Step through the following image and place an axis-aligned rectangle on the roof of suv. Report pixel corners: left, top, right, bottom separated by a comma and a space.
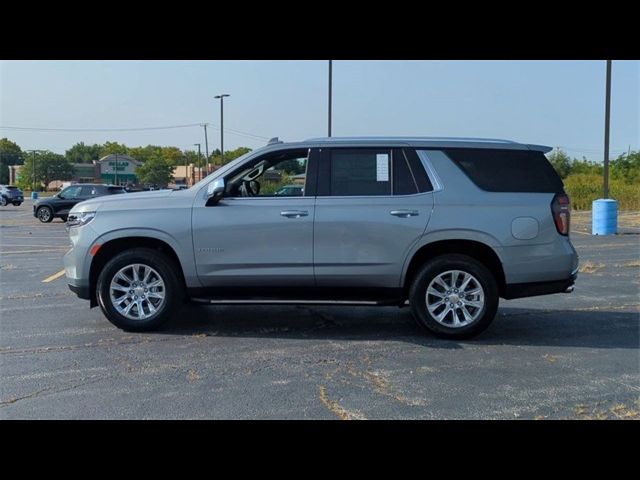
301, 136, 552, 153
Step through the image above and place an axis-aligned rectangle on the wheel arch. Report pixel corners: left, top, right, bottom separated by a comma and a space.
88, 234, 187, 307
402, 235, 506, 298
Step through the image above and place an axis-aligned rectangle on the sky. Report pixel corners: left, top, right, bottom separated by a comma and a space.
0, 60, 638, 161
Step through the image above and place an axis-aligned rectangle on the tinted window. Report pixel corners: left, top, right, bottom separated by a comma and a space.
393, 149, 418, 195
61, 186, 82, 199
107, 187, 126, 195
80, 186, 99, 197
444, 148, 564, 193
330, 149, 391, 196
404, 148, 433, 193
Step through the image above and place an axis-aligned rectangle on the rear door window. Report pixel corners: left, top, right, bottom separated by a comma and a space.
444, 148, 564, 193
328, 148, 392, 196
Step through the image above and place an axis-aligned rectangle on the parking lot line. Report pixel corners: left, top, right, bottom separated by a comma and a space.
42, 269, 66, 283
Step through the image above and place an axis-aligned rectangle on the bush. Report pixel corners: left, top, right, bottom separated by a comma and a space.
564, 173, 640, 211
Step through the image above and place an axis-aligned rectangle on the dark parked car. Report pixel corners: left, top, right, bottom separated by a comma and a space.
0, 185, 24, 206
33, 184, 126, 223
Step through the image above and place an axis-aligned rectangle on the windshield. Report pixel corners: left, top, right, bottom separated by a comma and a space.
190, 146, 270, 191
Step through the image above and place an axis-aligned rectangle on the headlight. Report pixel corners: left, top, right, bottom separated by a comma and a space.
67, 211, 96, 227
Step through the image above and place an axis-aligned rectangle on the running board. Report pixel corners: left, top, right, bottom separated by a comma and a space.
190, 298, 403, 306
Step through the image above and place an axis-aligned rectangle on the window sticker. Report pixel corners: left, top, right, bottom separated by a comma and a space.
376, 154, 389, 182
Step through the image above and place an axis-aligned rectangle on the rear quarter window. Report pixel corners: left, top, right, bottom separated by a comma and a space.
444, 148, 564, 193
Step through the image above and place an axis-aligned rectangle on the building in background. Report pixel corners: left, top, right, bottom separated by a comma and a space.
7, 154, 141, 188
171, 164, 219, 187
98, 154, 140, 185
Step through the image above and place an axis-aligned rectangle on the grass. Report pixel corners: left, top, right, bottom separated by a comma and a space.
564, 174, 640, 210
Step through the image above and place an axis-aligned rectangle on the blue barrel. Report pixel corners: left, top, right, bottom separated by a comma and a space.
31, 191, 39, 200
592, 199, 618, 235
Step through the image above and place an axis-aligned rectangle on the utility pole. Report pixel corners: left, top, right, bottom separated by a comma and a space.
25, 149, 44, 191
194, 143, 201, 182
202, 124, 210, 174
603, 60, 612, 199
214, 94, 230, 165
328, 60, 333, 137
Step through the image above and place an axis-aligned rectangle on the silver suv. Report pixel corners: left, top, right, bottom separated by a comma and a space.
64, 137, 579, 338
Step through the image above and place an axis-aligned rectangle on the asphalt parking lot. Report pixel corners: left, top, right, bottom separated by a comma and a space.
1, 200, 638, 419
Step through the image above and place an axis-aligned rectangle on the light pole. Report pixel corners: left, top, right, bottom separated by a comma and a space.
202, 124, 210, 174
214, 94, 230, 164
603, 60, 612, 199
194, 143, 201, 182
328, 60, 333, 137
25, 149, 45, 191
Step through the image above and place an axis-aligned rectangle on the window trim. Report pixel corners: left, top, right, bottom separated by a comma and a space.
222, 147, 316, 200
415, 150, 444, 192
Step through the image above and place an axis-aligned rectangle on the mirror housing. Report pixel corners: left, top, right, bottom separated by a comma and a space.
206, 178, 225, 206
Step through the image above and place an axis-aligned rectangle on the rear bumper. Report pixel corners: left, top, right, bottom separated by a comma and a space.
503, 271, 577, 300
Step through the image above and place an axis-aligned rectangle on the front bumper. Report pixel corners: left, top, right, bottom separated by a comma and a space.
68, 282, 91, 300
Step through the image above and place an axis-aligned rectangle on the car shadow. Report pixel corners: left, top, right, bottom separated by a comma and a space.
160, 304, 640, 350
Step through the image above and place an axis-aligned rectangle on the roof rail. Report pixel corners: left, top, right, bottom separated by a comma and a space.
304, 136, 518, 144
267, 137, 282, 145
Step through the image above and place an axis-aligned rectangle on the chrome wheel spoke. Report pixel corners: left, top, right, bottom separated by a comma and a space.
427, 287, 445, 298
464, 300, 483, 308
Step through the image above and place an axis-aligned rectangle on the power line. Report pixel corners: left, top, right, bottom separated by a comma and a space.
0, 123, 203, 132
0, 123, 271, 141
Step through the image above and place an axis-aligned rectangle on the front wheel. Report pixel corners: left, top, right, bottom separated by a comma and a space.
96, 248, 182, 331
409, 254, 499, 339
36, 206, 53, 223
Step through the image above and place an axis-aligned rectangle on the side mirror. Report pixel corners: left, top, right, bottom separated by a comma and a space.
206, 178, 225, 206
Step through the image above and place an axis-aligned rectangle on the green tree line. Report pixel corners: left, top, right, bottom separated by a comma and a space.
1, 137, 251, 190
547, 148, 640, 210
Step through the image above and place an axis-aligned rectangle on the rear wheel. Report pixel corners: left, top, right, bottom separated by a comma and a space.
13, 202, 22, 206
60, 215, 68, 222
409, 254, 499, 339
36, 206, 53, 223
96, 248, 182, 331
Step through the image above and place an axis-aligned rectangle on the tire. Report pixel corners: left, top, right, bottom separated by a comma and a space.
96, 248, 182, 332
13, 202, 22, 206
0, 196, 6, 207
409, 254, 499, 339
60, 215, 68, 222
36, 206, 53, 223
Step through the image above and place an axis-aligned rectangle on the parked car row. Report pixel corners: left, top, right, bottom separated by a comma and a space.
0, 185, 24, 206
33, 184, 127, 223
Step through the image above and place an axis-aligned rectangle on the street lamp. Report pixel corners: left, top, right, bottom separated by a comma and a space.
194, 143, 202, 182
328, 60, 333, 137
214, 94, 230, 164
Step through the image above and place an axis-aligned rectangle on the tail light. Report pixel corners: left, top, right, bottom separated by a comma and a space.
551, 193, 571, 236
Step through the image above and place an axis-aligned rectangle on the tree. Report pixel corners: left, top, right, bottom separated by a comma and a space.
611, 150, 640, 183
100, 141, 129, 157
136, 156, 174, 187
16, 151, 74, 191
0, 138, 24, 184
210, 147, 252, 166
547, 148, 572, 179
65, 142, 102, 163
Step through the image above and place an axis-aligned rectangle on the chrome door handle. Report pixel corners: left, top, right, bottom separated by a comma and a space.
280, 210, 309, 218
390, 210, 420, 218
